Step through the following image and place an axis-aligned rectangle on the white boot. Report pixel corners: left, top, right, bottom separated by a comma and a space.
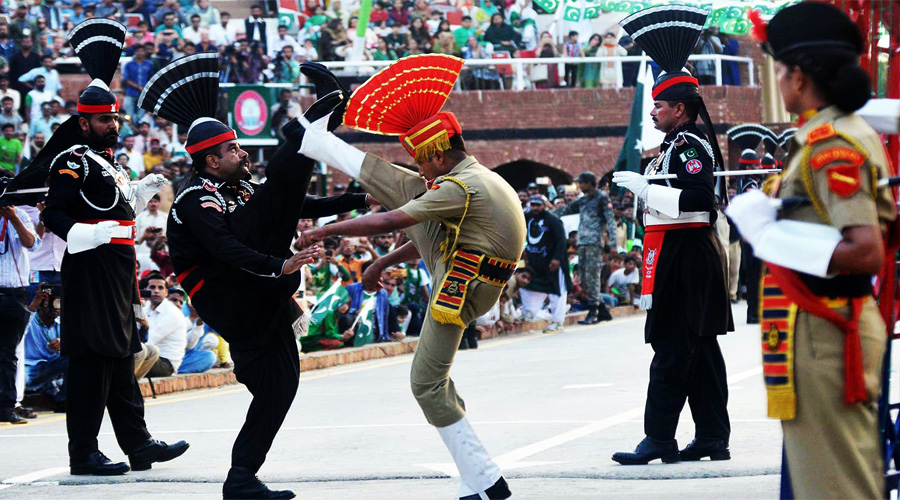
436, 417, 502, 498
298, 112, 365, 179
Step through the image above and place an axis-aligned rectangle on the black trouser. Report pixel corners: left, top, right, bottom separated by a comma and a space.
66, 351, 151, 461
0, 292, 30, 411
406, 302, 424, 336
741, 240, 761, 321
230, 130, 315, 256
644, 335, 730, 442
564, 63, 578, 87
229, 326, 300, 473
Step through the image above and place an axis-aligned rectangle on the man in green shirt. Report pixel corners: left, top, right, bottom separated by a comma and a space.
453, 16, 479, 49
0, 123, 22, 173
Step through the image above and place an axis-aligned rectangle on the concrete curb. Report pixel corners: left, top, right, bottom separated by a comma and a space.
139, 306, 644, 399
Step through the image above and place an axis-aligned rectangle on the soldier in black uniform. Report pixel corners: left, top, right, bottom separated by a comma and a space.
40, 19, 189, 476
612, 5, 733, 465
138, 54, 361, 500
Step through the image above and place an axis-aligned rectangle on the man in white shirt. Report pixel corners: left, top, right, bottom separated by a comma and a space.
268, 24, 298, 58
25, 76, 58, 124
143, 273, 186, 377
208, 11, 236, 47
0, 204, 40, 424
135, 195, 168, 273
115, 135, 145, 178
18, 56, 62, 96
183, 14, 203, 44
608, 255, 641, 305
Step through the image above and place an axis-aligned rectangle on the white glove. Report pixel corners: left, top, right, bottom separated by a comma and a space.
725, 190, 776, 246
612, 171, 649, 201
67, 220, 119, 254
134, 174, 167, 213
299, 112, 365, 179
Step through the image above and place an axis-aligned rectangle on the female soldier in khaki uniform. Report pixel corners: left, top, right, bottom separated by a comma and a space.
728, 4, 896, 498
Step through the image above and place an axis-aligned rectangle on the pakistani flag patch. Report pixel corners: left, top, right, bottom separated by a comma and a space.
679, 148, 698, 163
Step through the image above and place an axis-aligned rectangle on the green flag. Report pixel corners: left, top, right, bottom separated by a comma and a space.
352, 294, 377, 347
308, 281, 349, 334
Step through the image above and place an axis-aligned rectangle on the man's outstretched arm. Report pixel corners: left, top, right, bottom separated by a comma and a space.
360, 241, 421, 292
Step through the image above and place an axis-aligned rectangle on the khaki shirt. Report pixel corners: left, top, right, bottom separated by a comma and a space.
777, 105, 896, 229
397, 156, 526, 262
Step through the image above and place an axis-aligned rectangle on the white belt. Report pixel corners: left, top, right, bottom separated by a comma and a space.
644, 210, 710, 227
109, 225, 137, 239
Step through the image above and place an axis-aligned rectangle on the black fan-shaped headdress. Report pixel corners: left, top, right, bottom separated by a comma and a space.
778, 128, 797, 150
69, 18, 127, 87
138, 52, 235, 158
761, 129, 778, 167
620, 5, 708, 101
726, 124, 767, 166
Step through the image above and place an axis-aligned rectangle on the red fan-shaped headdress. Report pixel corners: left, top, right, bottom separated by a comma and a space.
342, 54, 465, 163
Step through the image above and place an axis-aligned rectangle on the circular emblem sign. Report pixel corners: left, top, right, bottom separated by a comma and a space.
234, 90, 268, 136
685, 159, 702, 174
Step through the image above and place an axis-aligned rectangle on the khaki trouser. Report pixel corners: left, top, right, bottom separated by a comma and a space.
133, 342, 159, 379
360, 155, 503, 427
781, 298, 885, 499
727, 241, 740, 300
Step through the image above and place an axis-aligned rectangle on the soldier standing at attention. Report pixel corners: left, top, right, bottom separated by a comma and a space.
41, 19, 188, 476
611, 5, 733, 465
728, 3, 895, 498
296, 56, 523, 500
554, 171, 615, 324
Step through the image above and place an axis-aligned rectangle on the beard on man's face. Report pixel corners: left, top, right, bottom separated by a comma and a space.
86, 125, 119, 149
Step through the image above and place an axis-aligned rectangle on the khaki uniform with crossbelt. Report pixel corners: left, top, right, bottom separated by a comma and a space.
762, 104, 895, 499
359, 153, 525, 425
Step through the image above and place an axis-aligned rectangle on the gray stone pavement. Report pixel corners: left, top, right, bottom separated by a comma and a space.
0, 303, 787, 499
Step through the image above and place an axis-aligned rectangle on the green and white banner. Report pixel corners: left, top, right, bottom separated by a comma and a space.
352, 294, 377, 347
309, 281, 349, 332
534, 0, 798, 34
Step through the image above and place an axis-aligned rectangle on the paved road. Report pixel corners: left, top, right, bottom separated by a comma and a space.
0, 303, 788, 499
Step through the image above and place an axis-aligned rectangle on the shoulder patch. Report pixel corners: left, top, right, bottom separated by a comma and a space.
807, 123, 836, 145
826, 164, 862, 197
200, 201, 224, 212
58, 168, 79, 179
199, 195, 222, 205
67, 160, 82, 170
678, 148, 698, 163
810, 146, 864, 171
202, 179, 218, 192
685, 159, 703, 174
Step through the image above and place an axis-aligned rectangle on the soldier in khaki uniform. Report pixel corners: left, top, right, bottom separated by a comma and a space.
729, 4, 896, 498
295, 57, 523, 500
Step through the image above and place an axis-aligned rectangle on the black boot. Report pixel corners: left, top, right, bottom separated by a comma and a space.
595, 303, 613, 322
128, 438, 190, 471
578, 306, 597, 325
300, 61, 350, 132
460, 476, 512, 500
465, 324, 479, 349
70, 450, 130, 476
223, 466, 295, 500
611, 436, 680, 465
282, 89, 344, 144
679, 438, 731, 461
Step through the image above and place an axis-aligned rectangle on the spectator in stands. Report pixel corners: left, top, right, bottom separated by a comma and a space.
27, 132, 45, 160
142, 137, 165, 173
245, 4, 269, 52
619, 35, 640, 87
372, 37, 398, 61
600, 252, 623, 307
432, 31, 461, 57
309, 249, 350, 296
24, 75, 56, 124
327, 0, 348, 25
95, 0, 125, 23
177, 296, 218, 374
9, 37, 40, 100
183, 14, 203, 44
484, 13, 520, 55
385, 23, 408, 54
608, 255, 640, 306
23, 285, 66, 411
29, 101, 58, 139
720, 32, 740, 86
532, 31, 559, 89
68, 2, 86, 25
598, 32, 627, 89
0, 97, 23, 131
125, 22, 154, 54
562, 30, 581, 87
208, 11, 233, 47
694, 26, 722, 85
319, 18, 351, 62
372, 233, 395, 257
388, 0, 409, 27
143, 272, 186, 377
461, 36, 501, 90
153, 0, 187, 26
34, 1, 64, 32
578, 34, 602, 88
269, 23, 298, 58
155, 11, 184, 39
0, 77, 20, 113
336, 237, 368, 285
0, 123, 21, 173
453, 15, 477, 49
18, 55, 60, 96
368, 1, 389, 26
8, 5, 32, 46
0, 25, 15, 62
191, 0, 220, 27
273, 45, 300, 83
412, 0, 431, 19
301, 297, 353, 352
408, 16, 432, 52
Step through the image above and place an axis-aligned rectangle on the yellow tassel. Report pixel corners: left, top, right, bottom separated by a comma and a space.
767, 389, 796, 420
413, 132, 451, 164
430, 307, 467, 327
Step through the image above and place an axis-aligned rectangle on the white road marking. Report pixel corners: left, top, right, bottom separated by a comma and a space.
562, 383, 613, 390
1, 466, 68, 491
419, 366, 763, 476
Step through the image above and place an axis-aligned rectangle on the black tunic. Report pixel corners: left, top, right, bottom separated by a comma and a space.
42, 146, 140, 358
167, 172, 366, 352
644, 123, 733, 343
523, 210, 571, 296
